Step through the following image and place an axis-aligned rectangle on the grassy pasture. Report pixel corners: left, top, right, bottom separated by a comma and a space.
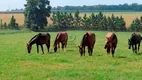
0, 30, 142, 80
0, 12, 142, 27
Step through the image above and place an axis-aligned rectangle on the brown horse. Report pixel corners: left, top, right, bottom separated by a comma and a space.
78, 32, 96, 56
27, 33, 51, 54
53, 32, 68, 52
104, 32, 118, 57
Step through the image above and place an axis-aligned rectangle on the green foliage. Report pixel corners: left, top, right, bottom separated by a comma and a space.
74, 10, 81, 27
8, 15, 19, 30
0, 19, 3, 29
129, 17, 142, 32
81, 14, 91, 28
52, 3, 142, 11
50, 11, 126, 31
50, 11, 74, 29
24, 0, 51, 31
3, 22, 7, 29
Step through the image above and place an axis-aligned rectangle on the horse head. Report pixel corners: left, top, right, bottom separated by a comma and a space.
27, 43, 32, 53
53, 45, 57, 52
78, 46, 84, 56
104, 37, 110, 49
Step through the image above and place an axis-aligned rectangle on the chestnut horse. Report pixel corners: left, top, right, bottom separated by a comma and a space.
53, 32, 68, 52
78, 32, 96, 56
27, 33, 51, 54
104, 32, 118, 57
128, 33, 142, 53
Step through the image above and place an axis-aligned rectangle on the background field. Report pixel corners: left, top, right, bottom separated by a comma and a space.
0, 12, 142, 27
0, 30, 142, 80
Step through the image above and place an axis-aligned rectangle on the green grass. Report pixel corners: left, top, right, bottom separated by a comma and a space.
0, 30, 142, 80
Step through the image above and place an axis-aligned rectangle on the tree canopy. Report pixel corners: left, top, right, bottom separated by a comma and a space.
24, 0, 51, 31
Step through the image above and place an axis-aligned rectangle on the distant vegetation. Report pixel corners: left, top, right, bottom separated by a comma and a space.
52, 3, 142, 12
5, 3, 142, 12
50, 10, 126, 31
7, 3, 142, 12
0, 15, 19, 30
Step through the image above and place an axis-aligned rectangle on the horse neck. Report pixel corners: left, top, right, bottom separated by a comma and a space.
54, 39, 58, 47
28, 40, 35, 47
54, 33, 60, 46
80, 33, 88, 47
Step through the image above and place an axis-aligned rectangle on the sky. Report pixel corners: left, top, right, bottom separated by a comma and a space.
0, 0, 142, 11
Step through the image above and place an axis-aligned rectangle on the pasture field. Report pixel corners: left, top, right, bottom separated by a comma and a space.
0, 30, 142, 80
0, 12, 142, 27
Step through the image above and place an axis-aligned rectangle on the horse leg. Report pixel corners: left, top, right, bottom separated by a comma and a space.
138, 43, 140, 53
65, 42, 67, 48
46, 44, 50, 53
83, 47, 85, 56
58, 42, 60, 52
36, 44, 39, 53
111, 47, 115, 57
88, 47, 92, 56
132, 45, 135, 53
40, 45, 44, 54
106, 47, 110, 56
61, 43, 64, 51
135, 44, 137, 53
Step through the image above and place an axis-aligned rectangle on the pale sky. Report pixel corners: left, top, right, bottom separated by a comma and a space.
0, 0, 142, 11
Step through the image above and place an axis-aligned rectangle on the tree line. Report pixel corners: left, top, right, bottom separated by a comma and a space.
50, 10, 126, 31
52, 3, 142, 11
8, 3, 142, 12
0, 16, 19, 30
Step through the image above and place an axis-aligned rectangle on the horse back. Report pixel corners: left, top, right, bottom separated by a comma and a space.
82, 32, 95, 47
56, 32, 68, 43
131, 33, 141, 44
106, 32, 117, 45
36, 33, 50, 44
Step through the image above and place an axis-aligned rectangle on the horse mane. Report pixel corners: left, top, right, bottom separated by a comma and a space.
54, 33, 60, 46
29, 34, 38, 43
80, 32, 88, 46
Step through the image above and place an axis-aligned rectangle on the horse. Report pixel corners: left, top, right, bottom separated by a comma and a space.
128, 33, 142, 53
104, 32, 118, 57
27, 33, 51, 54
78, 32, 96, 56
53, 32, 68, 52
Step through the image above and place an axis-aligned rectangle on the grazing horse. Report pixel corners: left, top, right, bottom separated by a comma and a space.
78, 32, 96, 56
53, 32, 68, 52
128, 33, 142, 53
27, 33, 51, 54
104, 32, 117, 57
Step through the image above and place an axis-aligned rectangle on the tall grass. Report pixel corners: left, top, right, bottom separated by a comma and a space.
0, 30, 142, 80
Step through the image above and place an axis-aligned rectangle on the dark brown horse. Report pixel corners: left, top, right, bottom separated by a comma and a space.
78, 32, 96, 56
104, 32, 118, 57
128, 33, 142, 53
27, 33, 51, 54
53, 32, 68, 52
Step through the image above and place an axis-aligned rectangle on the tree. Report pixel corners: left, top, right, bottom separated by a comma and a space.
73, 10, 81, 28
0, 19, 3, 29
3, 22, 7, 29
81, 14, 91, 28
9, 15, 19, 30
24, 0, 51, 31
